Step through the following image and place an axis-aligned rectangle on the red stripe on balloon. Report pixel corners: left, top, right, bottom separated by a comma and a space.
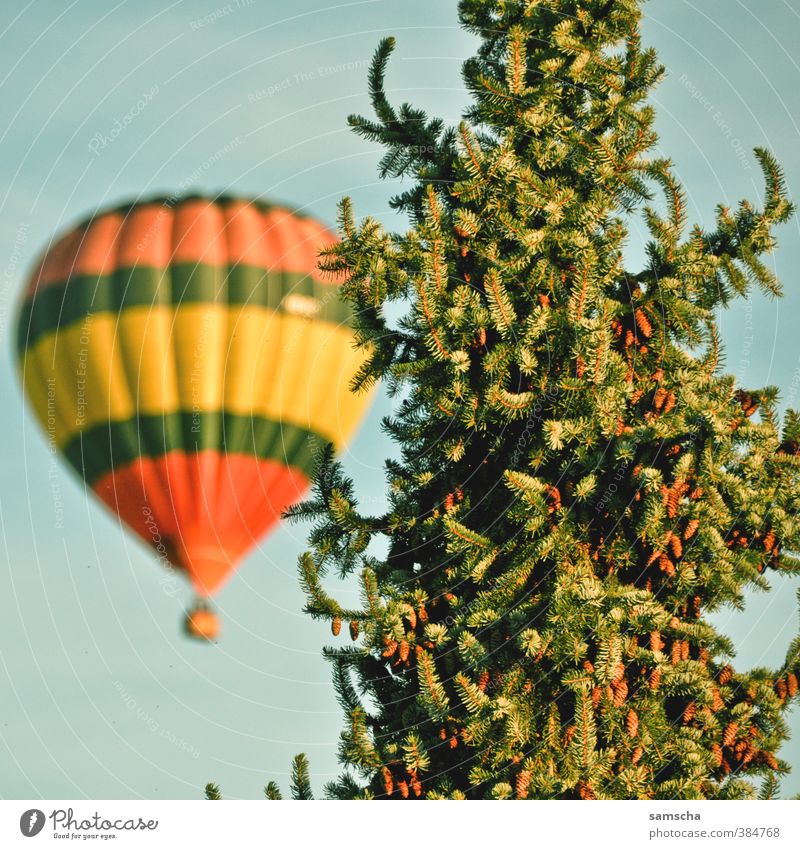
92, 451, 310, 596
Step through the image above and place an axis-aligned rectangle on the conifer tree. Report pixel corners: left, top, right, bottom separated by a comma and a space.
286, 0, 800, 799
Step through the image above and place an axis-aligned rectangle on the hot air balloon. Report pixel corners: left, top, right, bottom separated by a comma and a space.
16, 194, 372, 639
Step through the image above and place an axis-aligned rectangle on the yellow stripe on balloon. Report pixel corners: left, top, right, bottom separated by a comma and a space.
21, 305, 369, 451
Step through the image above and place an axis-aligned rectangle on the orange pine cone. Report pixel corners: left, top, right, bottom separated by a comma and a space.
659, 555, 676, 577
632, 747, 643, 764
762, 751, 779, 771
478, 327, 487, 346
626, 709, 639, 737
398, 780, 409, 799
538, 294, 550, 308
670, 536, 683, 559
718, 665, 733, 685
381, 766, 394, 797
722, 722, 739, 748
417, 604, 429, 624
411, 778, 423, 797
382, 638, 398, 658
711, 744, 724, 767
787, 673, 799, 697
624, 329, 635, 348
444, 492, 455, 511
663, 392, 677, 414
349, 620, 360, 640
612, 662, 626, 684
634, 309, 653, 338
478, 670, 490, 692
649, 668, 662, 690
398, 641, 410, 663
577, 780, 596, 800
682, 702, 697, 724
763, 530, 776, 553
649, 631, 663, 653
515, 770, 532, 800
711, 688, 724, 712
670, 641, 682, 666
680, 641, 690, 661
331, 617, 342, 637
583, 660, 595, 674
591, 686, 602, 709
684, 519, 699, 540
449, 736, 458, 749
612, 679, 628, 707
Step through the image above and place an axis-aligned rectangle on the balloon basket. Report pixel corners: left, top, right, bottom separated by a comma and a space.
184, 600, 220, 642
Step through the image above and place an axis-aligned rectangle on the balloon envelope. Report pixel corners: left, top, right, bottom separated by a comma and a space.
16, 194, 372, 598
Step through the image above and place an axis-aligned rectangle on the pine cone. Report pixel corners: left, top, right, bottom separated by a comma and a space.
788, 672, 799, 697
718, 665, 733, 685
583, 660, 595, 674
612, 679, 628, 707
649, 631, 663, 653
649, 668, 662, 690
515, 770, 532, 800
722, 722, 739, 748
670, 641, 682, 666
331, 616, 342, 637
381, 766, 394, 797
398, 780, 409, 799
577, 780, 596, 800
398, 640, 410, 663
634, 309, 653, 338
349, 620, 360, 641
632, 747, 643, 764
478, 670, 490, 692
682, 702, 697, 724
711, 688, 724, 712
683, 519, 699, 540
711, 744, 724, 767
626, 709, 639, 737
591, 686, 602, 709
762, 751, 779, 771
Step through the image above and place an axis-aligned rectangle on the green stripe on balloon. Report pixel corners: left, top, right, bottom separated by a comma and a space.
17, 264, 355, 353
62, 412, 325, 485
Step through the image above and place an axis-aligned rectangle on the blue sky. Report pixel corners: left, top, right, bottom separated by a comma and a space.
1, 0, 799, 799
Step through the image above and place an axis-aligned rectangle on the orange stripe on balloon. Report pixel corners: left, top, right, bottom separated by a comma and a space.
221, 200, 265, 268
171, 199, 227, 266
24, 198, 343, 305
115, 203, 175, 269
92, 451, 309, 596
